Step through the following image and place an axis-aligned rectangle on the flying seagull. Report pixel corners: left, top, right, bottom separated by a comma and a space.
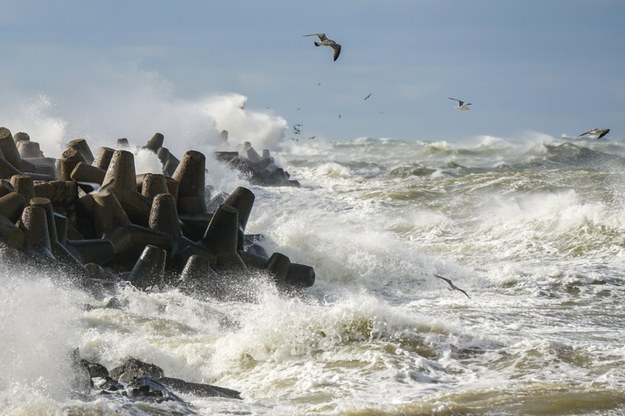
578, 128, 610, 139
434, 274, 471, 299
304, 33, 341, 61
448, 97, 472, 111
363, 93, 372, 100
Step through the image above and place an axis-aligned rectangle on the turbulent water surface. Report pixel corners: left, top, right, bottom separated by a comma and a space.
3, 134, 625, 415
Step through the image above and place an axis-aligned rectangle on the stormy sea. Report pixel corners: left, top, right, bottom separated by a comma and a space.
2, 96, 625, 415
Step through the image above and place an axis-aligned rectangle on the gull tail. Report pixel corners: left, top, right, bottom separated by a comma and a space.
314, 42, 321, 47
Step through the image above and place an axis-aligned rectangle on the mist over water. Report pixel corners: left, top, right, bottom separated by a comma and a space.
2, 65, 288, 163
3, 77, 625, 414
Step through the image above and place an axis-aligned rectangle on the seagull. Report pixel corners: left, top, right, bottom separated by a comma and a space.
448, 97, 472, 111
578, 128, 610, 139
304, 33, 341, 61
363, 93, 372, 101
434, 274, 471, 299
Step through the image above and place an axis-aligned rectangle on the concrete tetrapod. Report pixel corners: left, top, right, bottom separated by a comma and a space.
0, 191, 27, 223
201, 204, 247, 272
67, 138, 95, 165
58, 147, 87, 181
10, 175, 35, 202
100, 150, 151, 226
141, 173, 170, 201
173, 150, 208, 216
93, 147, 115, 171
157, 147, 180, 177
144, 132, 164, 153
0, 213, 25, 249
128, 244, 167, 290
29, 197, 87, 276
178, 254, 224, 298
18, 205, 54, 260
70, 162, 106, 190
148, 193, 182, 255
223, 186, 255, 250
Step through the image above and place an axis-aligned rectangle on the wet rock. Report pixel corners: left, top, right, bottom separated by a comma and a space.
126, 377, 185, 403
80, 359, 109, 379
74, 355, 243, 406
217, 143, 300, 187
110, 357, 165, 383
159, 376, 242, 399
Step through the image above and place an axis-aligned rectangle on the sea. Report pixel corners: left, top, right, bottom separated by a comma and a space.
2, 103, 625, 415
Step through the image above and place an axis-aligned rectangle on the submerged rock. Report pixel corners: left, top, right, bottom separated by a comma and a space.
76, 356, 242, 406
110, 357, 165, 383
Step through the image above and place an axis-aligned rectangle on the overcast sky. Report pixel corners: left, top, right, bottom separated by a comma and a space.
1, 0, 624, 148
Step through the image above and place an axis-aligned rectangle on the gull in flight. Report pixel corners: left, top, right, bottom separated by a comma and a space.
434, 274, 471, 299
578, 128, 610, 139
448, 97, 472, 111
363, 93, 372, 100
304, 33, 341, 61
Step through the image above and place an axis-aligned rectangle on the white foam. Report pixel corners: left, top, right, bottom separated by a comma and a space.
0, 268, 87, 404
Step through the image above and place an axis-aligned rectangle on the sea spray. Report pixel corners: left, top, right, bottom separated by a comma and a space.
0, 262, 87, 410
3, 121, 625, 415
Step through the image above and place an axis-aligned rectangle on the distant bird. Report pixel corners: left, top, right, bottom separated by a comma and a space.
578, 128, 610, 139
434, 274, 471, 299
363, 93, 372, 101
304, 33, 341, 61
448, 97, 472, 111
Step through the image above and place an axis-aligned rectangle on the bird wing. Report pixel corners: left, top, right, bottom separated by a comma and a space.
434, 274, 452, 285
304, 33, 326, 41
456, 287, 471, 299
578, 129, 594, 136
448, 97, 464, 105
332, 43, 341, 61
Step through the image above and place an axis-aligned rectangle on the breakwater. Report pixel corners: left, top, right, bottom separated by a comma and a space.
0, 127, 314, 293
1, 126, 316, 405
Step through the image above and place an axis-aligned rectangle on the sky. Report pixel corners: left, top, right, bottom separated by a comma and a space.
1, 0, 625, 153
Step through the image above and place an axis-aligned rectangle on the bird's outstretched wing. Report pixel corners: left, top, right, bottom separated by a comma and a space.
332, 44, 341, 61
448, 97, 470, 106
304, 33, 327, 41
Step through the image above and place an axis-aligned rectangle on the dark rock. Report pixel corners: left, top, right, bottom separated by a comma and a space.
80, 359, 109, 379
217, 145, 300, 187
159, 376, 242, 400
109, 358, 165, 383
126, 377, 186, 404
